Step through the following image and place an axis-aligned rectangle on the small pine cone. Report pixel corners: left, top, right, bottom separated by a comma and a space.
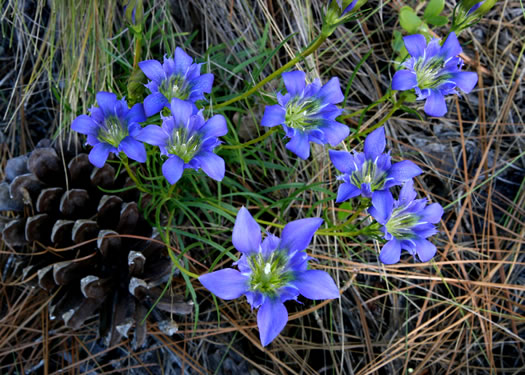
1, 141, 192, 348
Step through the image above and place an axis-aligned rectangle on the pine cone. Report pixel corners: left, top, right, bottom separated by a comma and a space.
0, 140, 192, 348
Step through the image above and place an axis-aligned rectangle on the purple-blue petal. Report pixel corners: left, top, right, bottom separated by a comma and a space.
287, 250, 311, 272
398, 179, 417, 203
96, 92, 117, 117
191, 73, 214, 95
196, 151, 225, 181
232, 207, 261, 255
120, 136, 146, 163
174, 47, 193, 75
246, 291, 264, 309
294, 270, 339, 300
162, 155, 185, 184
279, 217, 323, 253
318, 77, 344, 104
370, 190, 394, 223
261, 233, 281, 257
285, 132, 310, 159
279, 286, 300, 303
361, 183, 373, 198
257, 299, 288, 347
414, 238, 437, 262
139, 59, 166, 83
336, 182, 361, 203
440, 32, 462, 61
424, 90, 448, 117
388, 160, 422, 182
170, 98, 196, 125
364, 126, 386, 160
143, 92, 169, 117
282, 71, 306, 96
422, 203, 443, 224
125, 103, 146, 123
199, 268, 249, 300
89, 143, 113, 168
392, 70, 418, 91
71, 115, 98, 136
136, 125, 168, 146
321, 120, 349, 146
450, 71, 478, 93
412, 223, 438, 238
403, 34, 427, 59
202, 114, 228, 139
426, 39, 442, 59
261, 105, 286, 127
379, 239, 402, 264
329, 150, 354, 174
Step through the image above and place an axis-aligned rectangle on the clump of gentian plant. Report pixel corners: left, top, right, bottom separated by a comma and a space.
137, 98, 227, 184
72, 92, 147, 167
261, 70, 349, 159
199, 207, 339, 346
392, 32, 478, 117
139, 47, 214, 116
369, 180, 444, 264
329, 127, 422, 202
66, 0, 495, 352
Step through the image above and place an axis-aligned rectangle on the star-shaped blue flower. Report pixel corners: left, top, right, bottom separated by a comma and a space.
136, 98, 227, 184
71, 92, 147, 167
199, 207, 339, 347
369, 180, 444, 264
139, 47, 214, 117
261, 70, 349, 159
392, 32, 478, 117
329, 127, 422, 202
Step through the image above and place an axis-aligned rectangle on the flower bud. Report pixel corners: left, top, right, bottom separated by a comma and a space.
322, 0, 368, 36
452, 0, 497, 33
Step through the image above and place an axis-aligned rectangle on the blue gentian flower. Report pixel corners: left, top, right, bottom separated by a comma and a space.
139, 47, 214, 117
336, 0, 357, 15
369, 180, 444, 264
71, 92, 147, 168
329, 127, 422, 202
261, 70, 349, 160
199, 207, 339, 347
136, 98, 227, 184
391, 32, 478, 117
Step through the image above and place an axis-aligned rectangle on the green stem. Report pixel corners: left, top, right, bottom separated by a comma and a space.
221, 127, 279, 150
351, 96, 405, 139
340, 90, 393, 120
326, 199, 370, 232
122, 157, 147, 193
213, 34, 328, 110
161, 194, 200, 279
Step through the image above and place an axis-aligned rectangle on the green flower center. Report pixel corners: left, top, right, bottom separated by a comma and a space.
248, 250, 293, 298
167, 127, 201, 163
350, 160, 387, 191
97, 116, 128, 147
285, 97, 321, 131
385, 208, 421, 239
160, 75, 191, 101
414, 57, 451, 90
